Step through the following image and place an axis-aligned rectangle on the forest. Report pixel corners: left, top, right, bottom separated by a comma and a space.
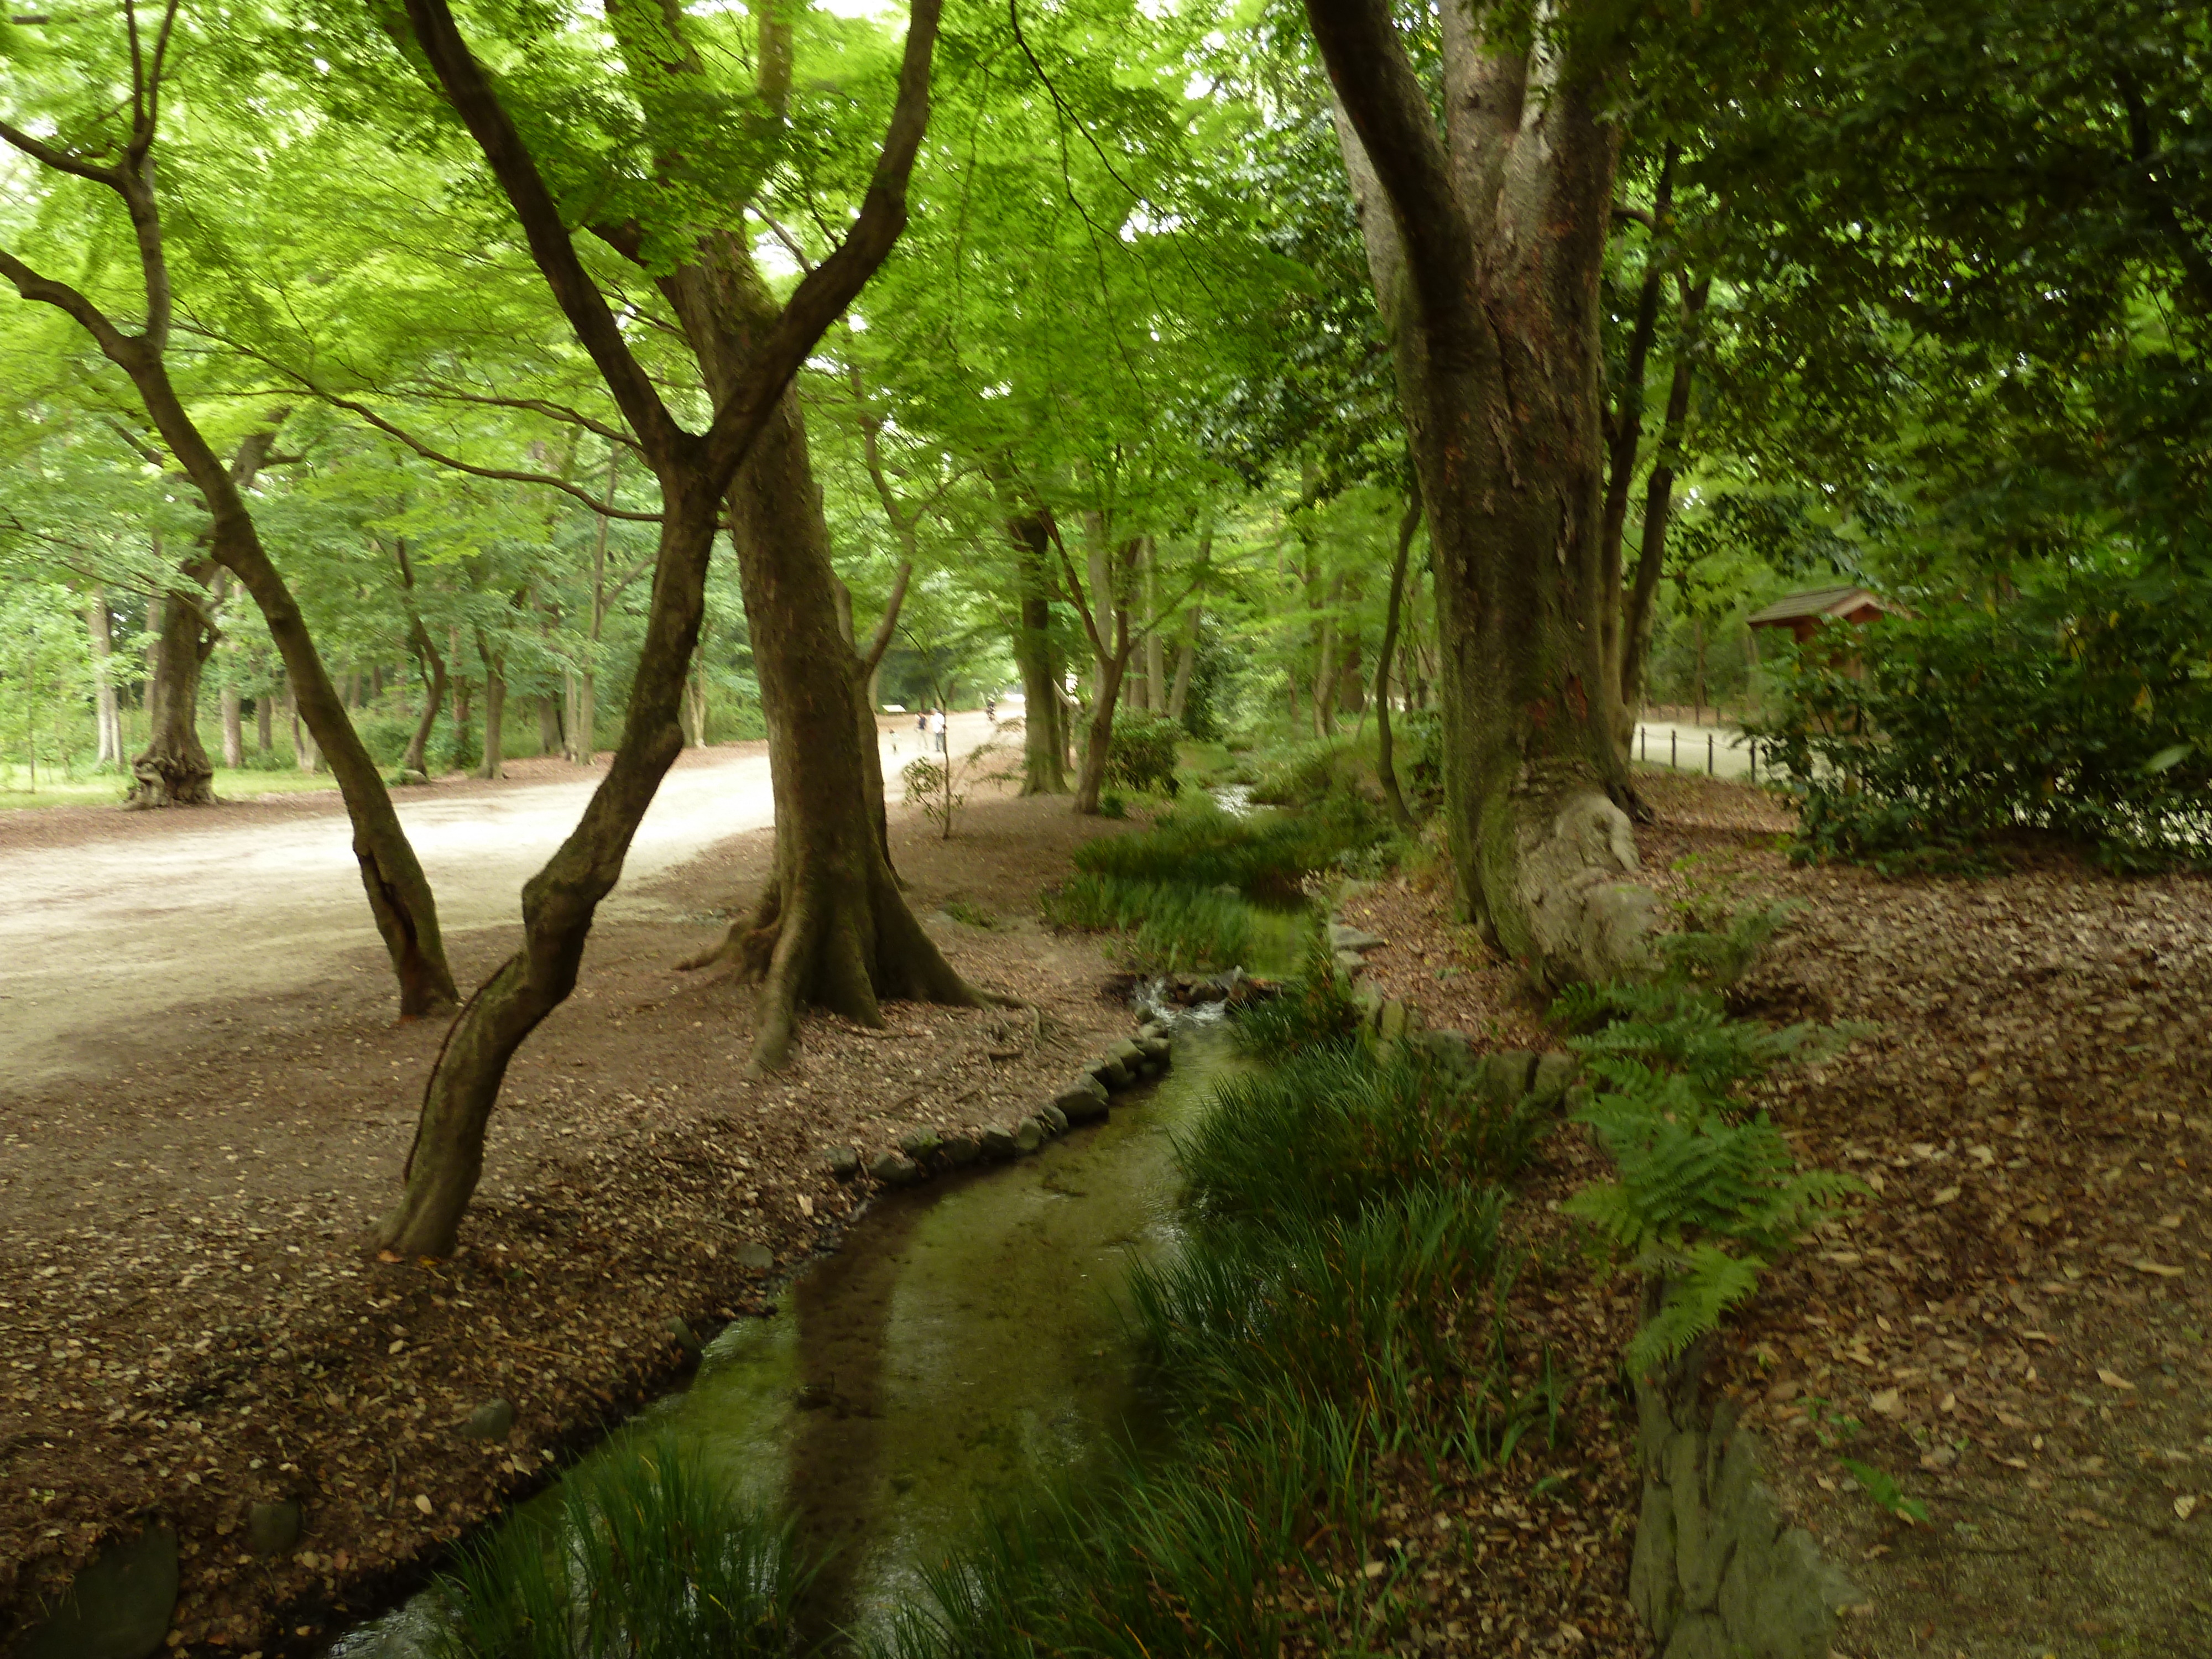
2, 1, 2209, 1657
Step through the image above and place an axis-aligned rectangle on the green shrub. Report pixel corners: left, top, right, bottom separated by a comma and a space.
356, 714, 416, 769
1248, 739, 1339, 806
1039, 873, 1256, 972
429, 1438, 805, 1659
1105, 711, 1182, 796
1749, 573, 2212, 874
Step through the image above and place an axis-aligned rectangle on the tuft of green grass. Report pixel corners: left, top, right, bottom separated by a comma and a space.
427, 1438, 807, 1659
1039, 873, 1258, 973
942, 898, 997, 929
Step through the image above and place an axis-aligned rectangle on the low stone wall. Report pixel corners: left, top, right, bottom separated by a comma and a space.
1630, 1381, 1866, 1659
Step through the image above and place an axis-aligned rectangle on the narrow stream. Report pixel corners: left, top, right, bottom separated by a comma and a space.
330, 1016, 1248, 1655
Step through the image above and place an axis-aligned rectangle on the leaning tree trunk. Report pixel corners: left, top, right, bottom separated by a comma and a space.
127, 570, 218, 807
1071, 646, 1129, 815
401, 618, 448, 777
1008, 513, 1066, 794
1617, 280, 1708, 728
1314, 0, 1657, 988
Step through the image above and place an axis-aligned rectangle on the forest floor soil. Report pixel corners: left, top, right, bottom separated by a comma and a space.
1342, 772, 2212, 1659
0, 777, 1133, 1657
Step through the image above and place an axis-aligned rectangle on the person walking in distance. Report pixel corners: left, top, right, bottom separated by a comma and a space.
930, 706, 947, 755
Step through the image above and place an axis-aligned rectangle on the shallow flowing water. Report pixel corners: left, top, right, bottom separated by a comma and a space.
330, 1018, 1248, 1655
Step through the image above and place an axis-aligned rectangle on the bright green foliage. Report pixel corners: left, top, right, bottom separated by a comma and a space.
1178, 1045, 1550, 1235
1558, 972, 1868, 1378
1103, 711, 1182, 797
1752, 576, 2212, 874
1070, 794, 1327, 901
1838, 1457, 1931, 1527
428, 1440, 805, 1659
1037, 873, 1256, 973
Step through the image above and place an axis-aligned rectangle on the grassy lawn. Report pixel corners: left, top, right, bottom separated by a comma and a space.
0, 765, 345, 812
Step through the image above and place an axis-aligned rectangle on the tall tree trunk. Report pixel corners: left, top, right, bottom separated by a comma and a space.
1072, 645, 1129, 814
474, 630, 506, 780
254, 694, 272, 755
538, 692, 562, 755
1617, 280, 1709, 727
1597, 146, 1674, 727
1142, 539, 1166, 718
220, 684, 244, 769
1166, 611, 1198, 722
402, 618, 447, 778
1009, 513, 1066, 794
1314, 0, 1657, 987
451, 669, 474, 773
85, 588, 122, 768
1376, 489, 1422, 831
127, 564, 217, 807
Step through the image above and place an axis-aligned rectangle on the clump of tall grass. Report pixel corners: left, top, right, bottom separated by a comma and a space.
1178, 1042, 1551, 1233
1037, 872, 1257, 972
428, 1439, 806, 1659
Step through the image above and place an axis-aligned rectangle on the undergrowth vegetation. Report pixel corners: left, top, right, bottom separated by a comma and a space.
887, 1042, 1564, 1659
1556, 909, 1871, 1376
428, 1441, 806, 1659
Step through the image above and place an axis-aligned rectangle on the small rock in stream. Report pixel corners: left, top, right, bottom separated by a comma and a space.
1013, 1119, 1044, 1154
1037, 1103, 1070, 1136
666, 1316, 705, 1359
898, 1128, 943, 1165
734, 1241, 776, 1272
870, 1150, 924, 1186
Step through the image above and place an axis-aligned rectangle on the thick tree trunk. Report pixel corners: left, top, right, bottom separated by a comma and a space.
1598, 148, 1674, 726
85, 589, 123, 768
538, 692, 562, 755
1316, 0, 1657, 987
1376, 490, 1421, 830
254, 695, 272, 755
1009, 514, 1066, 794
127, 572, 217, 807
714, 385, 980, 1069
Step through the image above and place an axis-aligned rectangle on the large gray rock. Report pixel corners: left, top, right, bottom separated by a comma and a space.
461, 1398, 515, 1442
1717, 1525, 1862, 1658
821, 1145, 862, 1181
1422, 1028, 1474, 1073
1327, 921, 1386, 953
734, 1241, 775, 1271
1036, 1103, 1069, 1136
897, 1128, 942, 1165
1055, 1076, 1110, 1124
16, 1522, 178, 1659
1013, 1119, 1044, 1154
1091, 1053, 1133, 1091
1376, 1000, 1409, 1044
980, 1125, 1019, 1160
1660, 1611, 1734, 1659
247, 1499, 302, 1557
938, 1132, 981, 1169
1629, 1480, 1681, 1642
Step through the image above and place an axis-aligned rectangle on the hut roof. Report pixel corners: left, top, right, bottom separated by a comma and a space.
1745, 586, 1904, 628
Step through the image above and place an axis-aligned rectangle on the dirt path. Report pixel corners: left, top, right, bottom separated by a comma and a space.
0, 716, 998, 1088
0, 777, 1126, 1658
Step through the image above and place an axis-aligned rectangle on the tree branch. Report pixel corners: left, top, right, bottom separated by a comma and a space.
0, 247, 142, 364
699, 0, 942, 482
863, 559, 912, 672
327, 392, 663, 521
401, 0, 683, 461
1303, 0, 1480, 369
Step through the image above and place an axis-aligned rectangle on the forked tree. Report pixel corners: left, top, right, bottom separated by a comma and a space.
376, 0, 967, 1255
1306, 0, 1660, 985
0, 5, 459, 1013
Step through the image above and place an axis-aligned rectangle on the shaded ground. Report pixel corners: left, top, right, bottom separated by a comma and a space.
0, 780, 1129, 1657
1345, 773, 2212, 1659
